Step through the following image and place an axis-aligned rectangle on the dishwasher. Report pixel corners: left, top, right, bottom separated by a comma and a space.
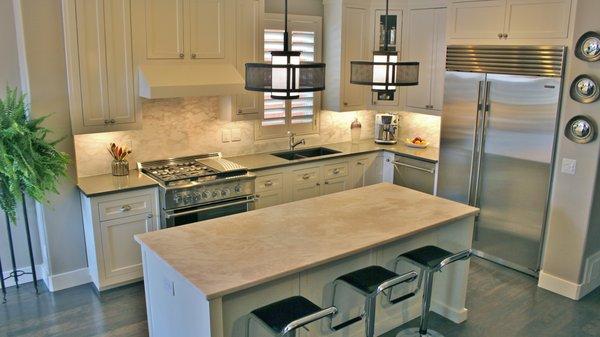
392, 155, 437, 194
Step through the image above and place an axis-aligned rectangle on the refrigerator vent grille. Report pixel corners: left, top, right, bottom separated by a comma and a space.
446, 45, 566, 77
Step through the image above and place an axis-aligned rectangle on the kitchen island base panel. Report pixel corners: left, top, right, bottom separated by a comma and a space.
141, 216, 473, 337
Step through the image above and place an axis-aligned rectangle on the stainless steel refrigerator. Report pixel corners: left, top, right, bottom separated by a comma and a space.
438, 45, 566, 275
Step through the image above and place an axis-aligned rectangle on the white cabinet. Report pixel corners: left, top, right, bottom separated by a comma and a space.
135, 0, 229, 61
405, 8, 446, 113
291, 166, 323, 201
230, 0, 264, 121
254, 172, 285, 209
447, 0, 573, 43
80, 187, 160, 291
323, 0, 370, 112
349, 153, 381, 189
63, 0, 141, 134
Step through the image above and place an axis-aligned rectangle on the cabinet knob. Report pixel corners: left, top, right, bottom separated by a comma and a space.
147, 214, 153, 219
264, 180, 273, 187
104, 119, 110, 125
255, 194, 261, 198
120, 205, 132, 212
502, 33, 508, 39
110, 119, 116, 124
324, 181, 329, 185
357, 162, 364, 166
498, 33, 503, 38
332, 168, 340, 175
237, 109, 243, 114
316, 182, 321, 186
302, 174, 311, 180
191, 53, 197, 59
179, 53, 184, 58
343, 102, 348, 106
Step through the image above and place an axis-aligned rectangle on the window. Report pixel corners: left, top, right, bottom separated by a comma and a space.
257, 14, 323, 140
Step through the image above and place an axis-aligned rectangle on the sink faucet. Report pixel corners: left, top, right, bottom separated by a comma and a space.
287, 131, 305, 151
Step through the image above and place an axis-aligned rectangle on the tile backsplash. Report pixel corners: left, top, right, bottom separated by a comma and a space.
73, 97, 440, 177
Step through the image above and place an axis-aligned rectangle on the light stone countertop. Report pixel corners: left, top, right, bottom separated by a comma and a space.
135, 183, 478, 299
77, 170, 159, 197
226, 139, 439, 171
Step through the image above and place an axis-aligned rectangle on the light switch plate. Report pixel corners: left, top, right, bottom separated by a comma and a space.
222, 129, 231, 143
561, 158, 576, 175
231, 129, 241, 142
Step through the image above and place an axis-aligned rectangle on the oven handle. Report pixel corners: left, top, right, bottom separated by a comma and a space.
164, 197, 256, 219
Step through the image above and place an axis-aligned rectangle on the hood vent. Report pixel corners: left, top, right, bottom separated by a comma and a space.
138, 64, 245, 99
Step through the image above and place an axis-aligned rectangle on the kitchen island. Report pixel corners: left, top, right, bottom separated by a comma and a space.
135, 183, 478, 337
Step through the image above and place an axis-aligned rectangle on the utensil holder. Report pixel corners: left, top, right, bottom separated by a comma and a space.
111, 160, 129, 176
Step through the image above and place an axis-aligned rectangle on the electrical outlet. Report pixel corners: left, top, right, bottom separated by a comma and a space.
231, 129, 241, 142
222, 129, 231, 143
162, 277, 175, 297
561, 158, 576, 175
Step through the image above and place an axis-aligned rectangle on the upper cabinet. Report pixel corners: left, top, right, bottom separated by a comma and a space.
323, 0, 370, 112
447, 0, 573, 43
404, 7, 446, 113
138, 0, 228, 61
63, 0, 141, 134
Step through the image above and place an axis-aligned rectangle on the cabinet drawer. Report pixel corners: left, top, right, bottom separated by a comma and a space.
256, 173, 284, 192
323, 162, 348, 180
98, 192, 154, 221
293, 167, 320, 185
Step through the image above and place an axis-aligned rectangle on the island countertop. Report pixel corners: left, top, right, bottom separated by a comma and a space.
135, 183, 478, 300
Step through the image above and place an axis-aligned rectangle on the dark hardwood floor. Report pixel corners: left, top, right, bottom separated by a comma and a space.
1, 258, 599, 337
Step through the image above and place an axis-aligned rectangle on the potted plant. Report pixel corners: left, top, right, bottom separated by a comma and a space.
0, 87, 70, 222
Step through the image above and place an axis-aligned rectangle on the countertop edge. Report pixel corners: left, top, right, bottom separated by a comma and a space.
78, 183, 159, 198
138, 206, 479, 300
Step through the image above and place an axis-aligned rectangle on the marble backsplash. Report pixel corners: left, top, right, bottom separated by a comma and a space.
73, 97, 440, 177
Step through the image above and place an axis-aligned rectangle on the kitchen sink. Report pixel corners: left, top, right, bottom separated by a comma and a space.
271, 147, 341, 161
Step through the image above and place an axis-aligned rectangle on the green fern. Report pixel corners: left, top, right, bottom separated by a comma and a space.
0, 87, 70, 222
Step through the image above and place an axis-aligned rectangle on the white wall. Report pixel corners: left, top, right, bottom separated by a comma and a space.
12, 0, 87, 287
0, 0, 43, 286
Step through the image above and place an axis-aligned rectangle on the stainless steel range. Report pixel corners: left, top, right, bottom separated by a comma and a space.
139, 153, 256, 228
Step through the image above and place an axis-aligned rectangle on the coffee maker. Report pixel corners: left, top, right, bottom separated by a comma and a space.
374, 113, 398, 144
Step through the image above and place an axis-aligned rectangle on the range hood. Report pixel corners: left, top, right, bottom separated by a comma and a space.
138, 63, 245, 99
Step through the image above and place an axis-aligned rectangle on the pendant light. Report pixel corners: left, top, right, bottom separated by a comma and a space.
350, 0, 419, 93
245, 0, 326, 100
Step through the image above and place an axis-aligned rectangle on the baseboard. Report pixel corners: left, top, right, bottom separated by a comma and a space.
1, 264, 44, 288
538, 270, 581, 300
432, 300, 468, 323
45, 267, 91, 292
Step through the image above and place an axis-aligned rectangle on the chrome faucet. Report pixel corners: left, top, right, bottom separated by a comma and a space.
287, 131, 305, 151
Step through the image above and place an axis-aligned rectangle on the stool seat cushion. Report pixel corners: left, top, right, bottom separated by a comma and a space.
336, 265, 399, 294
401, 245, 453, 269
251, 296, 322, 333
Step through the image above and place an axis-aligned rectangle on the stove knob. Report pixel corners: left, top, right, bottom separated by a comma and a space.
221, 188, 230, 197
234, 184, 242, 193
183, 195, 192, 204
174, 194, 182, 203
212, 190, 219, 198
192, 192, 200, 202
201, 191, 210, 199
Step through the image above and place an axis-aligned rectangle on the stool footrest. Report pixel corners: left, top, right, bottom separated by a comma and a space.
389, 291, 416, 305
331, 316, 362, 331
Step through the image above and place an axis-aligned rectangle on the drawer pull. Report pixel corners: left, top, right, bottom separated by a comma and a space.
392, 161, 435, 174
302, 173, 311, 180
147, 214, 153, 219
264, 180, 274, 187
356, 162, 364, 166
332, 168, 341, 175
120, 205, 132, 212
324, 181, 329, 185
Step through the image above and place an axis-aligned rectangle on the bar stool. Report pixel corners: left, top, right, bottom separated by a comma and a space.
247, 296, 337, 337
330, 266, 419, 337
395, 246, 472, 337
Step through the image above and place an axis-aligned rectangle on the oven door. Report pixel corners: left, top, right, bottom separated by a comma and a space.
162, 196, 255, 228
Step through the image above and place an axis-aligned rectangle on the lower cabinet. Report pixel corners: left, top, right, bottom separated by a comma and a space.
80, 187, 159, 291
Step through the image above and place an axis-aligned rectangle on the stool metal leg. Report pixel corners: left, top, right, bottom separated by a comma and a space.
364, 293, 377, 337
396, 269, 443, 337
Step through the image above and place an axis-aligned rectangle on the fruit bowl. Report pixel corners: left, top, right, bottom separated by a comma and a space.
404, 137, 429, 148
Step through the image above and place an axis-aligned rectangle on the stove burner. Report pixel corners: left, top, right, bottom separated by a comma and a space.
145, 162, 219, 183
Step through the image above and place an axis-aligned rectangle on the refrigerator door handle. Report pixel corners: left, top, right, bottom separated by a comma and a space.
468, 80, 487, 206
471, 81, 492, 209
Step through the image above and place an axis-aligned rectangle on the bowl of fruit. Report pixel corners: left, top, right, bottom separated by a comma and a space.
404, 137, 429, 148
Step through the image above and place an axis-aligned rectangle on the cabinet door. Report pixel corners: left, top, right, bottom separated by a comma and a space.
322, 177, 348, 195
74, 0, 111, 126
100, 213, 154, 280
342, 5, 368, 110
292, 182, 321, 201
504, 0, 571, 39
255, 190, 284, 209
291, 167, 321, 201
448, 0, 506, 39
371, 9, 402, 107
104, 0, 136, 124
145, 0, 185, 59
189, 0, 225, 59
406, 8, 446, 112
235, 0, 264, 117
349, 157, 369, 189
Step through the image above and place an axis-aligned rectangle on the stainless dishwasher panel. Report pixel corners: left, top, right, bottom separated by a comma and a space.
392, 156, 437, 194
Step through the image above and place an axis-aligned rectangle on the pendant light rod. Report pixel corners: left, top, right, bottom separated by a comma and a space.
283, 0, 289, 53
383, 0, 389, 52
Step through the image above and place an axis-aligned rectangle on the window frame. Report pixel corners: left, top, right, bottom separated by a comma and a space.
255, 13, 323, 140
